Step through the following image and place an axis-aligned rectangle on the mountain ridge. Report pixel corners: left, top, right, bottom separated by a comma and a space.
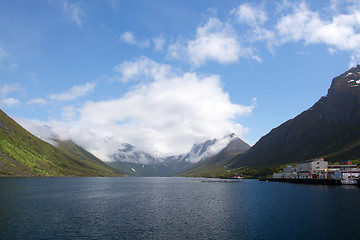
109, 133, 249, 176
228, 65, 360, 168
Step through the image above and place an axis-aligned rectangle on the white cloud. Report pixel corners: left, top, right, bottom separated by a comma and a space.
231, 3, 274, 47
120, 31, 150, 48
17, 118, 57, 140
30, 57, 254, 161
275, 2, 360, 65
329, 0, 360, 13
167, 40, 187, 61
232, 3, 268, 27
0, 83, 21, 96
27, 98, 48, 105
113, 56, 172, 82
188, 18, 242, 66
49, 82, 95, 101
218, 1, 360, 64
61, 105, 78, 120
0, 97, 21, 107
120, 31, 136, 44
62, 0, 83, 27
153, 37, 166, 52
168, 17, 258, 67
79, 68, 252, 157
0, 83, 22, 108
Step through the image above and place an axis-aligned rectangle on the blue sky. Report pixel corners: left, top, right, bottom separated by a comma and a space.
0, 0, 359, 160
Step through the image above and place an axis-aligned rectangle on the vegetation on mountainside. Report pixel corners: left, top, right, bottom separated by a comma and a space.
0, 110, 124, 177
180, 163, 284, 178
179, 164, 229, 178
323, 140, 360, 164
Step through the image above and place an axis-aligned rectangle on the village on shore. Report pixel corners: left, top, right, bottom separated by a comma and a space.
267, 158, 360, 185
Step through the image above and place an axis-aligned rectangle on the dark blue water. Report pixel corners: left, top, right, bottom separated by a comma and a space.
0, 178, 359, 240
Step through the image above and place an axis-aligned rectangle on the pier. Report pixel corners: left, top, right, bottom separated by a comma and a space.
259, 178, 343, 185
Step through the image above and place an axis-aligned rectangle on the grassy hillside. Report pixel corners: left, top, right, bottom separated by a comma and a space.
0, 109, 124, 177
53, 140, 125, 176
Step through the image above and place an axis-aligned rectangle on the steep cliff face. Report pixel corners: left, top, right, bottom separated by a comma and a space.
230, 65, 360, 168
322, 65, 360, 123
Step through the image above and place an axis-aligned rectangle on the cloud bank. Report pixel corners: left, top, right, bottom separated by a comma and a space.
275, 2, 360, 65
103, 1, 360, 67
231, 1, 360, 66
27, 57, 254, 161
164, 1, 360, 67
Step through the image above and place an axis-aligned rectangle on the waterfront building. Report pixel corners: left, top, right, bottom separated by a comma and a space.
272, 158, 359, 181
297, 158, 328, 179
328, 163, 360, 179
283, 165, 297, 178
272, 165, 298, 179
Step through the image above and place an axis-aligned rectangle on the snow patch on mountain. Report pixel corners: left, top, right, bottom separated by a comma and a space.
181, 134, 239, 163
111, 133, 241, 165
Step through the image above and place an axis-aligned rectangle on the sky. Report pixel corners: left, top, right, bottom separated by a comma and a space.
0, 0, 360, 161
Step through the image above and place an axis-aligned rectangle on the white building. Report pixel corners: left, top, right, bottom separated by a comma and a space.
297, 158, 328, 179
272, 158, 360, 181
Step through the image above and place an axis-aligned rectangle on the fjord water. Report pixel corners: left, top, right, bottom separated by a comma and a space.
0, 178, 359, 240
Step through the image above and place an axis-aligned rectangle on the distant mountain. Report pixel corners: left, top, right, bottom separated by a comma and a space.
179, 134, 250, 177
109, 134, 248, 176
108, 156, 194, 177
0, 109, 124, 177
229, 65, 360, 168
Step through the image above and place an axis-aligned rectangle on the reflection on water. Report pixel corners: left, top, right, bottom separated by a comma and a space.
0, 177, 359, 240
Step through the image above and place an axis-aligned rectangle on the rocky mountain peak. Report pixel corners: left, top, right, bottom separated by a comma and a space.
320, 65, 360, 123
328, 64, 360, 94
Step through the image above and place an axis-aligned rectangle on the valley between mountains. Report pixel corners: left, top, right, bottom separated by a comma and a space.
1, 65, 360, 177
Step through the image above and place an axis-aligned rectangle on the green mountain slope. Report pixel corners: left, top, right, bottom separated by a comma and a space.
0, 109, 124, 177
53, 139, 125, 176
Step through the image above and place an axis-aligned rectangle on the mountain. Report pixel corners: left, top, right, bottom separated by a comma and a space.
229, 65, 360, 168
179, 134, 250, 177
109, 134, 247, 176
108, 156, 194, 177
0, 109, 124, 177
